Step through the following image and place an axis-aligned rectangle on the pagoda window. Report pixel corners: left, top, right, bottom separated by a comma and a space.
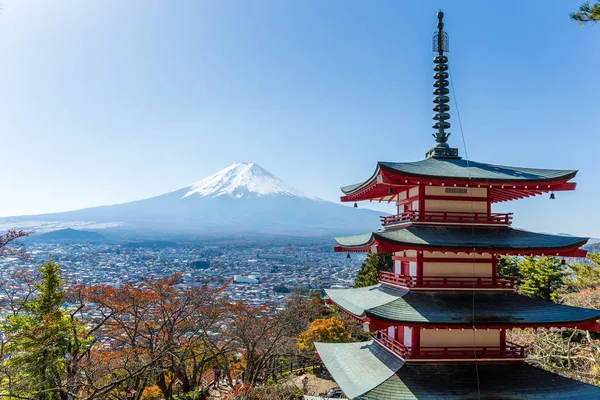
409, 261, 418, 277
403, 327, 413, 348
394, 260, 401, 274
411, 199, 419, 211
387, 325, 395, 338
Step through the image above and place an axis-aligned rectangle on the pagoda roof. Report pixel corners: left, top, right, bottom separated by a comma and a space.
342, 158, 577, 194
316, 341, 600, 399
314, 341, 404, 399
334, 225, 588, 256
340, 158, 578, 203
326, 285, 600, 328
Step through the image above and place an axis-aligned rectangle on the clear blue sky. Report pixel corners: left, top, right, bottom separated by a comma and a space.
1, 0, 598, 237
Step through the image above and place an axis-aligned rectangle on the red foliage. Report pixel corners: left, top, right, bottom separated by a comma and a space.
0, 230, 31, 259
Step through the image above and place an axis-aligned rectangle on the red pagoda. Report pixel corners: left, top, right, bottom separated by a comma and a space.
315, 12, 600, 399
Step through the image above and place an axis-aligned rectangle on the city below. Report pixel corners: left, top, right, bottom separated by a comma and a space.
0, 237, 364, 309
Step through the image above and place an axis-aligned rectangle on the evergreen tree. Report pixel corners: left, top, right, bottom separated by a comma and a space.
353, 253, 393, 288
497, 255, 521, 278
517, 256, 566, 301
571, 1, 600, 24
3, 259, 88, 400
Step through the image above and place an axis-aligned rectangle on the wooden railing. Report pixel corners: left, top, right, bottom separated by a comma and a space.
374, 331, 526, 361
380, 211, 513, 227
373, 331, 407, 359
408, 343, 526, 360
378, 271, 518, 290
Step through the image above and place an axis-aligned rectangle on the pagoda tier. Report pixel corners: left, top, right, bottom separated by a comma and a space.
315, 341, 600, 399
340, 158, 577, 203
334, 225, 588, 257
326, 285, 600, 331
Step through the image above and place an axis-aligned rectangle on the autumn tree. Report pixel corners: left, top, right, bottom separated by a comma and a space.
353, 253, 392, 288
0, 229, 31, 258
226, 383, 303, 399
84, 274, 231, 399
296, 317, 351, 352
227, 301, 292, 386
571, 1, 600, 24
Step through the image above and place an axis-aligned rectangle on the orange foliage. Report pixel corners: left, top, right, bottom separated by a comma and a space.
141, 385, 164, 400
297, 317, 351, 351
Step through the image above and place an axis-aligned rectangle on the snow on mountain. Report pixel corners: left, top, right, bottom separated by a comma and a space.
0, 162, 383, 236
182, 163, 313, 199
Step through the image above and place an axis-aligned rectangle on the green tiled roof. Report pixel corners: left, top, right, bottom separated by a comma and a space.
326, 285, 600, 326
341, 158, 577, 194
325, 285, 404, 317
317, 341, 600, 399
335, 226, 588, 251
360, 362, 600, 399
314, 341, 404, 399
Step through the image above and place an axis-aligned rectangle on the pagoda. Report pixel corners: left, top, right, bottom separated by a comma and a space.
315, 12, 600, 399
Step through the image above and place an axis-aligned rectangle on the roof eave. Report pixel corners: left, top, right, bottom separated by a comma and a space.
378, 162, 579, 184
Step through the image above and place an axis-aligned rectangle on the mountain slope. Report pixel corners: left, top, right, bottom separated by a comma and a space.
34, 228, 106, 242
1, 163, 383, 236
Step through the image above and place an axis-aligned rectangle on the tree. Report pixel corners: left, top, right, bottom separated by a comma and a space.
571, 1, 600, 24
1, 259, 90, 400
226, 383, 303, 399
227, 301, 292, 386
353, 253, 392, 288
497, 255, 521, 278
509, 253, 600, 386
559, 254, 600, 295
517, 256, 566, 301
296, 317, 351, 352
0, 229, 30, 258
83, 274, 231, 399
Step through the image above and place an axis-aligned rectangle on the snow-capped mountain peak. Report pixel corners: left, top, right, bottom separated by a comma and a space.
182, 162, 313, 199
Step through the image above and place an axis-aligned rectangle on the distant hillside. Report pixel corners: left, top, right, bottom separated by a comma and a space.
584, 242, 600, 254
36, 228, 106, 242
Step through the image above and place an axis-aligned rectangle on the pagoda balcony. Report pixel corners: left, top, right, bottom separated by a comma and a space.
378, 271, 518, 290
374, 331, 526, 362
380, 210, 513, 228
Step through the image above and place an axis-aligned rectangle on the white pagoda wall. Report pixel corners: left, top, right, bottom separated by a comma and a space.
422, 262, 491, 277
423, 186, 488, 214
419, 329, 500, 347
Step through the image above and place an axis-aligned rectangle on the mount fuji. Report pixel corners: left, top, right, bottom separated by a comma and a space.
1, 163, 383, 238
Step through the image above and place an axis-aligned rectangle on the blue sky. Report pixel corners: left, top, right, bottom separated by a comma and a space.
1, 0, 599, 236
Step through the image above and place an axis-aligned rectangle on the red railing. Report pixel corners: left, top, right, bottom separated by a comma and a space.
380, 210, 513, 227
374, 331, 526, 361
408, 343, 526, 359
374, 331, 407, 359
378, 271, 518, 290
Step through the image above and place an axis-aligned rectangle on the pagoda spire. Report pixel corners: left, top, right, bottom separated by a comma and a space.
426, 11, 460, 159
